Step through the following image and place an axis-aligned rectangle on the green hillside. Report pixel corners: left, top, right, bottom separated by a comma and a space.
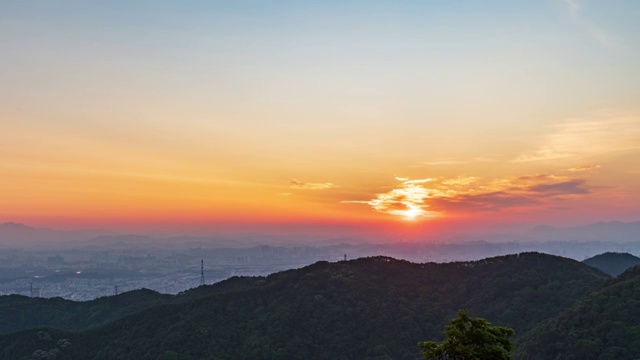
0, 289, 170, 334
0, 276, 262, 334
583, 252, 640, 277
517, 264, 640, 360
0, 253, 608, 360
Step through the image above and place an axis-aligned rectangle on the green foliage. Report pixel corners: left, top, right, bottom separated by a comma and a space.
0, 253, 610, 360
582, 252, 640, 277
0, 277, 262, 334
517, 264, 640, 360
0, 289, 171, 334
419, 310, 515, 360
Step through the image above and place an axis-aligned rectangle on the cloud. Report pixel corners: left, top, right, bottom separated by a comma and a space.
564, 0, 625, 50
342, 178, 437, 219
565, 0, 579, 12
517, 174, 555, 180
430, 191, 540, 212
511, 149, 572, 163
411, 158, 496, 168
473, 157, 497, 163
289, 179, 337, 190
567, 165, 601, 172
512, 114, 640, 163
420, 160, 466, 166
346, 171, 595, 218
442, 176, 479, 186
401, 178, 435, 185
527, 180, 590, 195
428, 177, 587, 213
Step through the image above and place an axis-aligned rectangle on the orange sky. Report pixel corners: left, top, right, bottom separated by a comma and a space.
1, 1, 639, 238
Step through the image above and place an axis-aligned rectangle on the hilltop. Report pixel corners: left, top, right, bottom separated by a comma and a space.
582, 252, 640, 277
0, 252, 608, 360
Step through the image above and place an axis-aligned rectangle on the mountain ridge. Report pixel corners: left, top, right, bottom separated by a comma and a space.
582, 252, 640, 276
0, 252, 609, 360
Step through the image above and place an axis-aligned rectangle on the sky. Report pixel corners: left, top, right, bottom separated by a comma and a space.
1, 0, 639, 239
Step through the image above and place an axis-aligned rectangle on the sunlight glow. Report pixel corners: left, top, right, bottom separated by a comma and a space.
341, 178, 440, 221
401, 205, 423, 221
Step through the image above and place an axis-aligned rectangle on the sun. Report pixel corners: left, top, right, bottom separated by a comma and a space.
402, 205, 423, 221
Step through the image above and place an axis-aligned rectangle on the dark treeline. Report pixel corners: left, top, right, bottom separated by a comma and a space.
582, 251, 640, 277
0, 252, 637, 359
518, 264, 640, 359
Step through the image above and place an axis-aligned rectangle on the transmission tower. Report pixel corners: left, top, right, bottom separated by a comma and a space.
200, 259, 205, 286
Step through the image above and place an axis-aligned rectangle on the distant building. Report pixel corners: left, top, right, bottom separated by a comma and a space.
47, 255, 65, 266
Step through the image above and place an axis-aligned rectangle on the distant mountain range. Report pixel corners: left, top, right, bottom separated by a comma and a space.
0, 222, 111, 248
2, 220, 640, 251
0, 222, 245, 249
525, 221, 640, 243
3, 252, 638, 359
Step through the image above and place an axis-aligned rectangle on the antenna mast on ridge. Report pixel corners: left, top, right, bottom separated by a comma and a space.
200, 259, 205, 286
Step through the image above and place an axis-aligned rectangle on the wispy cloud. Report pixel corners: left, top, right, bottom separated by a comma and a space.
473, 157, 497, 163
564, 0, 625, 50
343, 178, 438, 220
442, 176, 479, 186
528, 180, 589, 195
430, 191, 540, 212
512, 114, 640, 163
411, 158, 496, 168
396, 177, 435, 185
346, 171, 594, 218
511, 149, 572, 163
567, 164, 601, 172
419, 160, 466, 166
289, 179, 338, 190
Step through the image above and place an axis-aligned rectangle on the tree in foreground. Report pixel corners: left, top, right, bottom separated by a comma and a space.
419, 310, 515, 360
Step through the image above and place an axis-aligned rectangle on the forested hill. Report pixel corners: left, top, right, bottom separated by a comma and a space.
517, 264, 640, 360
583, 252, 640, 277
0, 276, 262, 334
0, 289, 175, 334
0, 253, 608, 360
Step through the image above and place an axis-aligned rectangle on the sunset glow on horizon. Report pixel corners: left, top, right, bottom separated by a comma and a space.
1, 1, 639, 238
